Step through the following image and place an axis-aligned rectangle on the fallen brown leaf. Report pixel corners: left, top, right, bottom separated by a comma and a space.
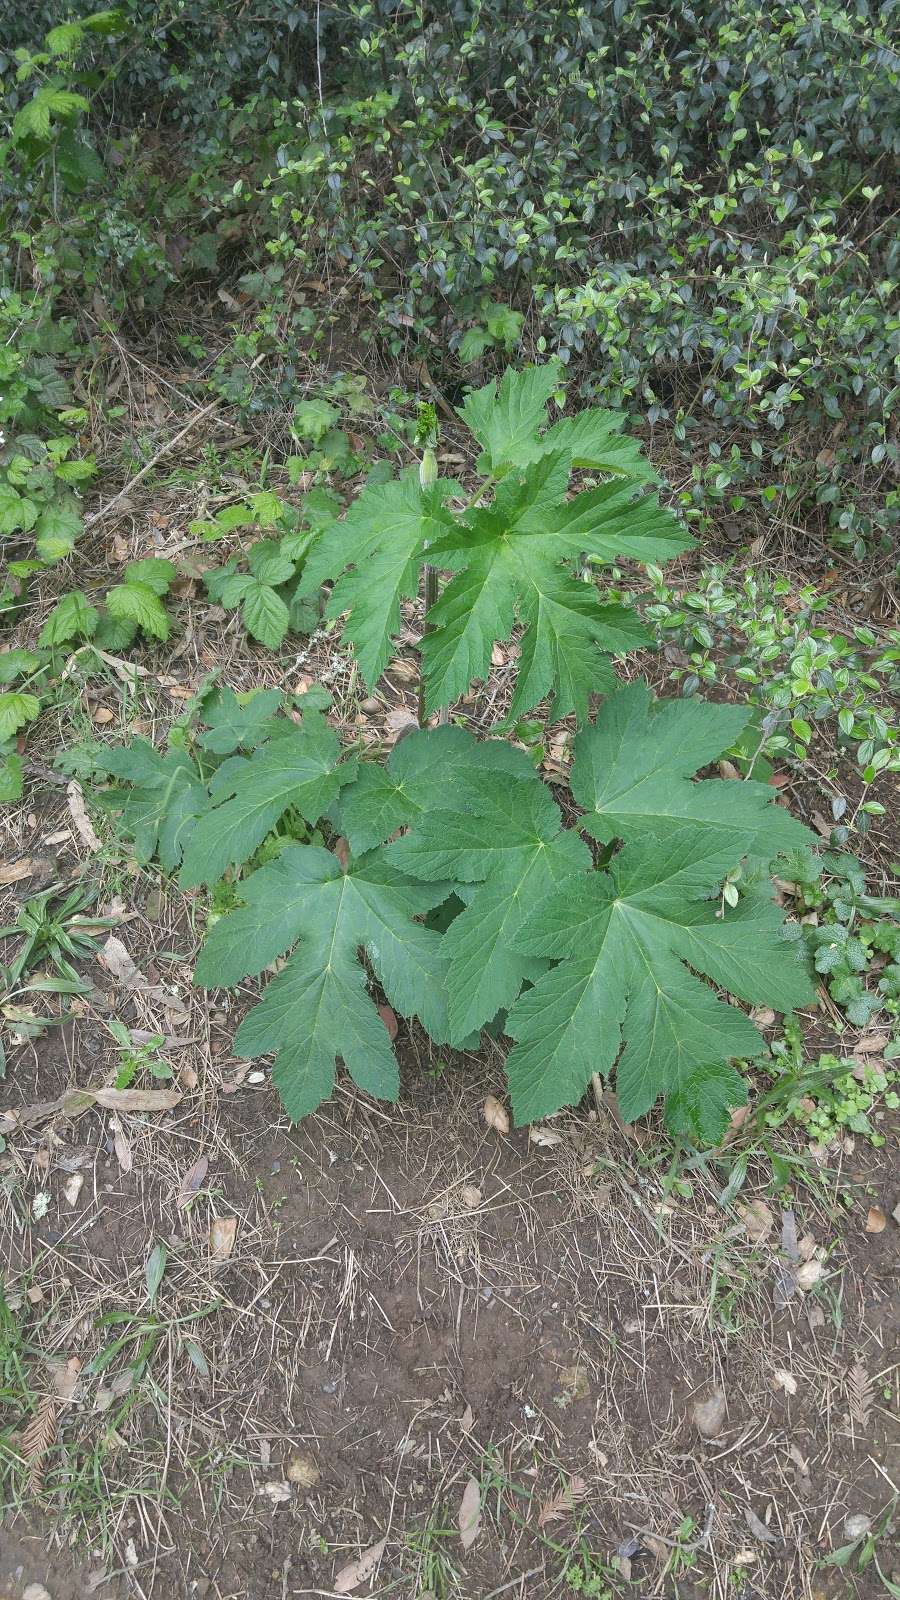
457, 1476, 482, 1549
855, 1032, 889, 1054
334, 1536, 387, 1594
177, 1154, 209, 1208
692, 1389, 726, 1439
377, 1003, 398, 1040
209, 1216, 237, 1261
66, 781, 102, 852
0, 858, 35, 884
482, 1094, 510, 1135
737, 1198, 774, 1244
286, 1451, 321, 1488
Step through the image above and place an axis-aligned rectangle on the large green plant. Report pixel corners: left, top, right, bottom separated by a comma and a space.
84, 368, 817, 1141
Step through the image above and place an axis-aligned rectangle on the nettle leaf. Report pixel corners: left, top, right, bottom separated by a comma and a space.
179, 717, 355, 887
505, 826, 815, 1139
0, 691, 40, 740
106, 580, 170, 640
296, 470, 457, 688
39, 589, 99, 647
387, 759, 590, 1041
195, 846, 450, 1119
96, 739, 208, 870
571, 680, 813, 856
197, 687, 284, 755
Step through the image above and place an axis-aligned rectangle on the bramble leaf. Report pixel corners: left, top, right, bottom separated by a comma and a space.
106, 579, 170, 640
195, 845, 450, 1119
123, 558, 176, 595
34, 500, 83, 561
0, 692, 40, 740
39, 590, 98, 647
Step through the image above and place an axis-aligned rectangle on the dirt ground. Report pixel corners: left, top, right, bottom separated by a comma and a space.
1, 926, 898, 1600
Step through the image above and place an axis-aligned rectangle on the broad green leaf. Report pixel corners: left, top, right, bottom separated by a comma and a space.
247, 540, 295, 586
179, 720, 354, 887
97, 739, 207, 869
571, 680, 814, 855
664, 1061, 749, 1145
506, 824, 814, 1132
197, 687, 284, 754
0, 753, 23, 802
241, 581, 290, 647
195, 845, 450, 1119
106, 580, 170, 640
0, 692, 40, 740
35, 499, 83, 561
546, 479, 692, 564
93, 612, 137, 650
484, 303, 524, 346
336, 723, 534, 856
0, 648, 42, 683
39, 590, 98, 647
297, 470, 456, 689
123, 558, 176, 595
420, 456, 654, 718
13, 87, 89, 141
459, 327, 494, 365
293, 398, 340, 444
457, 363, 561, 472
540, 410, 659, 481
0, 485, 38, 535
388, 765, 590, 1041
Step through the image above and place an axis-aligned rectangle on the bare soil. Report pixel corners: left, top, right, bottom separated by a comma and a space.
2, 988, 898, 1599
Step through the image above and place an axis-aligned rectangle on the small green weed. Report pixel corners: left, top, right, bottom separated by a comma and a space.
642, 564, 899, 786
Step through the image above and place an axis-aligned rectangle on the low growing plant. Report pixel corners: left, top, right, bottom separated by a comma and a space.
80, 367, 818, 1141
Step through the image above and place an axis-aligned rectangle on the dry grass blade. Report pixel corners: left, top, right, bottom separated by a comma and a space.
19, 1395, 58, 1495
537, 1473, 587, 1529
847, 1360, 873, 1431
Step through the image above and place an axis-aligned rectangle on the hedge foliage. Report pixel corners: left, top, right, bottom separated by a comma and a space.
1, 0, 897, 556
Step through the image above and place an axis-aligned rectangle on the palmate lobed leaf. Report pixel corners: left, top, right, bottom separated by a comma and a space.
384, 682, 816, 1141
179, 716, 355, 887
195, 845, 451, 1119
302, 365, 690, 721
89, 676, 817, 1143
